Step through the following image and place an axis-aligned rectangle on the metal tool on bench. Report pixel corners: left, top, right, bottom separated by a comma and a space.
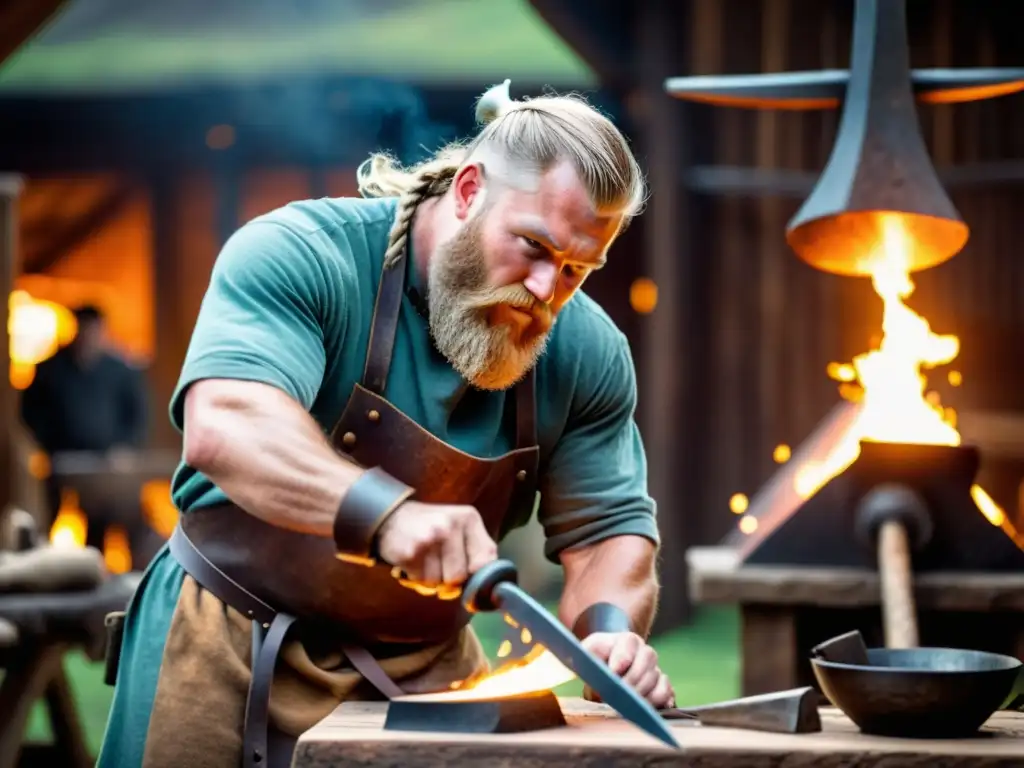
660, 687, 821, 733
809, 483, 1023, 738
386, 558, 681, 748
496, 604, 822, 734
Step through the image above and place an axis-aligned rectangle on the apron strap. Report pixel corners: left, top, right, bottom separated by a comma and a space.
361, 241, 541, 452
340, 643, 406, 699
168, 524, 408, 768
244, 613, 296, 768
515, 369, 537, 450
361, 252, 407, 396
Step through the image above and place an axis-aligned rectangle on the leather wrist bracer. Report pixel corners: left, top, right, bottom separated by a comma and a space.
333, 467, 415, 566
571, 601, 633, 640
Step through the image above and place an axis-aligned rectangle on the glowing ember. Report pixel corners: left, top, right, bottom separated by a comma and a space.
401, 645, 577, 703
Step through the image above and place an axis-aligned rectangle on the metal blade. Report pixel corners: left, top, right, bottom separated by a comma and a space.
491, 582, 681, 749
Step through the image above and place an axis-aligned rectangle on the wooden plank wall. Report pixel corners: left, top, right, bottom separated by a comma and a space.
148, 166, 361, 449
681, 0, 1024, 546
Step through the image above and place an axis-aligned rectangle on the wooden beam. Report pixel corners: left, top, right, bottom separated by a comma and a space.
527, 0, 634, 89
633, 0, 692, 632
0, 0, 67, 66
682, 161, 1024, 198
0, 175, 22, 516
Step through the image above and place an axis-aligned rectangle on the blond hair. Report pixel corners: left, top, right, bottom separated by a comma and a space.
358, 80, 647, 268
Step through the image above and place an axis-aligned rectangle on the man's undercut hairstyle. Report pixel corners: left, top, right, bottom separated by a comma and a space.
357, 80, 648, 269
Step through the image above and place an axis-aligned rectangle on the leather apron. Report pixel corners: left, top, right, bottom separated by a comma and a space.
166, 244, 540, 768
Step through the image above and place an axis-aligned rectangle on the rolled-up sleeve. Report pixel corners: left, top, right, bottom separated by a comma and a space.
537, 331, 660, 562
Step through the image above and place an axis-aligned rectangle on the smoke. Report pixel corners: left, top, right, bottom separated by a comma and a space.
225, 77, 456, 163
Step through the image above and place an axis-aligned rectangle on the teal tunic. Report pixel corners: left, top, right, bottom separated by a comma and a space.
97, 196, 660, 766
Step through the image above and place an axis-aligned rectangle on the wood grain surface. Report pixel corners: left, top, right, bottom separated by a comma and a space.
294, 697, 1024, 768
687, 547, 1024, 611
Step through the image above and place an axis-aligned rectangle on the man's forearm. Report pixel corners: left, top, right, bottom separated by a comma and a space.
557, 535, 660, 637
183, 378, 363, 538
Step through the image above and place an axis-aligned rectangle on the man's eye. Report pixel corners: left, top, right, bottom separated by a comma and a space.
520, 236, 544, 252
563, 264, 588, 279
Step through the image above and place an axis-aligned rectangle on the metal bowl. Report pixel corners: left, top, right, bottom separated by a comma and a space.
811, 647, 1022, 738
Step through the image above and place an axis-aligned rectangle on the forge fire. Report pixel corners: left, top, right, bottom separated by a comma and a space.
732, 214, 1020, 547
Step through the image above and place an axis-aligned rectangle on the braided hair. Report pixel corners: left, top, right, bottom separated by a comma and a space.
357, 149, 465, 269
357, 79, 646, 270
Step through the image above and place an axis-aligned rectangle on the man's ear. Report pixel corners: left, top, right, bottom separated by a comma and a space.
452, 163, 486, 220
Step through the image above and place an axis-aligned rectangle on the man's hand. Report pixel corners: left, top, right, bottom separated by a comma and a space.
375, 501, 498, 588
581, 631, 675, 709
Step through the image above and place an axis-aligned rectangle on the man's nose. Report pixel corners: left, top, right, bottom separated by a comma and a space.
524, 261, 558, 304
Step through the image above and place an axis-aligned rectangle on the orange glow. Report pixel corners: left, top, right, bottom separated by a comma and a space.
773, 444, 791, 463
8, 290, 78, 389
406, 645, 576, 702
103, 524, 133, 574
140, 479, 179, 538
971, 485, 1006, 527
792, 216, 961, 498
629, 278, 659, 314
50, 489, 87, 549
397, 611, 577, 702
28, 451, 51, 480
918, 81, 1024, 105
765, 214, 1021, 545
729, 493, 749, 515
827, 362, 856, 382
18, 191, 156, 365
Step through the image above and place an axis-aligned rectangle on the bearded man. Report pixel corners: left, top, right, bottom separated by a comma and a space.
97, 80, 673, 768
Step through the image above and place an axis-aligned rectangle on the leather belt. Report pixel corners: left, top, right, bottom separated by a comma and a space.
168, 524, 405, 768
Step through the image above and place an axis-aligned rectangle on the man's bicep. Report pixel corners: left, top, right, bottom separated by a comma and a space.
170, 222, 334, 430
537, 337, 660, 563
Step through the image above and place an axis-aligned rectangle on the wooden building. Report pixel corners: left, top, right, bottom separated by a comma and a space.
529, 0, 1024, 629
0, 0, 644, 581
4, 0, 1024, 631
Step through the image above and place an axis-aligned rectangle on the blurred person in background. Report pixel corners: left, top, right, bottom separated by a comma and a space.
99, 81, 671, 768
20, 303, 150, 550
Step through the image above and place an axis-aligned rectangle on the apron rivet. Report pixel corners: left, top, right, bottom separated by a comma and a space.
516, 470, 527, 481
367, 409, 380, 422
342, 431, 357, 448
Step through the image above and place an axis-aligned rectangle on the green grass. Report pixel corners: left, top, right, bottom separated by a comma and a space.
24, 607, 739, 754
0, 0, 596, 93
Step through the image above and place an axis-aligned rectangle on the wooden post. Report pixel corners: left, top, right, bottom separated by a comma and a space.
633, 0, 692, 631
0, 174, 23, 514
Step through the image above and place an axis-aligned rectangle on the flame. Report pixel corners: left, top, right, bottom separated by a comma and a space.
49, 489, 87, 549
401, 614, 578, 702
406, 645, 577, 702
763, 214, 1019, 544
797, 216, 959, 495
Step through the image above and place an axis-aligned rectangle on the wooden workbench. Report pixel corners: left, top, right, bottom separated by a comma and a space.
687, 546, 1024, 696
293, 697, 1024, 767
